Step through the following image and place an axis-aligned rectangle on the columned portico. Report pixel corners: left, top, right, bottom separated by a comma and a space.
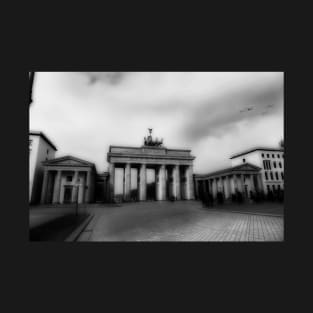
40, 156, 96, 205
194, 163, 262, 204
107, 142, 195, 203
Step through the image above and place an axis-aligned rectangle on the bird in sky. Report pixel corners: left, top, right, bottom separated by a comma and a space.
240, 106, 254, 113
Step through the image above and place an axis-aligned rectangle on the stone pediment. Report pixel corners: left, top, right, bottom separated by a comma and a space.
43, 156, 94, 167
195, 162, 261, 179
233, 163, 261, 172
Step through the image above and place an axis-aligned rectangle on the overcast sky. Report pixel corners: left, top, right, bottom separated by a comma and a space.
29, 72, 284, 176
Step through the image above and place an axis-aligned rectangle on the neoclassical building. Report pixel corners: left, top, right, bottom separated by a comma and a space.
40, 156, 96, 204
107, 130, 195, 202
230, 147, 284, 194
194, 163, 263, 203
194, 146, 285, 203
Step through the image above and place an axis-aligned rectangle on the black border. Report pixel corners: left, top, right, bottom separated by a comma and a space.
4, 21, 308, 305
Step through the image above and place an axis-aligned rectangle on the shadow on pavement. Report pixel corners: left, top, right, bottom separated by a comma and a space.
29, 213, 90, 242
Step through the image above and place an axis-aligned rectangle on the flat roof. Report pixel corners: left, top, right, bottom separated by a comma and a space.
230, 147, 284, 159
29, 131, 58, 151
109, 145, 192, 152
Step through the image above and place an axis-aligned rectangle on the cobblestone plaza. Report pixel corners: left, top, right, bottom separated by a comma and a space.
77, 201, 284, 242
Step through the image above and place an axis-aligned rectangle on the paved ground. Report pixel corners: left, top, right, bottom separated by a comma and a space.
29, 205, 81, 229
77, 201, 284, 242
29, 213, 89, 241
205, 202, 284, 216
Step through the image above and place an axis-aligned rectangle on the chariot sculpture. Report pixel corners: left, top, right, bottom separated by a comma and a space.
143, 128, 163, 147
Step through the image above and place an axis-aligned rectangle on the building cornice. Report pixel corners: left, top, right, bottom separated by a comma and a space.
230, 147, 284, 159
29, 131, 58, 151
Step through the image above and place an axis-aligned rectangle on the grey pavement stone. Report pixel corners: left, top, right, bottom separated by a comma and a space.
76, 201, 284, 242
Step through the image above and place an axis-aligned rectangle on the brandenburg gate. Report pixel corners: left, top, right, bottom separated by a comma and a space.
107, 130, 195, 202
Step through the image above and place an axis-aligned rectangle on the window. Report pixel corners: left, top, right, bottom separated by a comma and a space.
279, 162, 282, 168
263, 160, 271, 170
281, 172, 284, 180
243, 158, 246, 163
267, 154, 270, 158
277, 154, 280, 158
273, 161, 276, 168
265, 172, 268, 180
262, 153, 264, 157
272, 185, 276, 191
66, 176, 73, 182
267, 185, 270, 192
272, 154, 275, 158
47, 149, 49, 155
275, 172, 279, 180
270, 172, 273, 180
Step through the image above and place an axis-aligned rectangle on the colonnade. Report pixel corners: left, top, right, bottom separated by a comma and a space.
195, 173, 263, 201
109, 163, 195, 202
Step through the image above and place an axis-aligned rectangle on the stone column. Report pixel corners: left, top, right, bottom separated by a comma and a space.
229, 175, 235, 195
157, 164, 166, 200
40, 169, 49, 204
223, 176, 229, 200
248, 174, 254, 193
226, 175, 232, 199
185, 165, 194, 200
123, 163, 131, 201
240, 174, 246, 199
109, 163, 115, 202
78, 173, 85, 204
52, 170, 62, 204
72, 171, 79, 202
212, 178, 217, 199
216, 177, 221, 194
233, 175, 237, 192
173, 165, 181, 200
139, 163, 147, 201
183, 167, 188, 200
85, 170, 92, 203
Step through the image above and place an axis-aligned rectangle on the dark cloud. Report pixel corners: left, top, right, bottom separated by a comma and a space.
180, 81, 283, 144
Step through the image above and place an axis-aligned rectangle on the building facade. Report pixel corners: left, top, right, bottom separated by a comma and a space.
230, 147, 284, 194
29, 131, 57, 204
107, 145, 195, 202
194, 163, 263, 203
40, 156, 96, 204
